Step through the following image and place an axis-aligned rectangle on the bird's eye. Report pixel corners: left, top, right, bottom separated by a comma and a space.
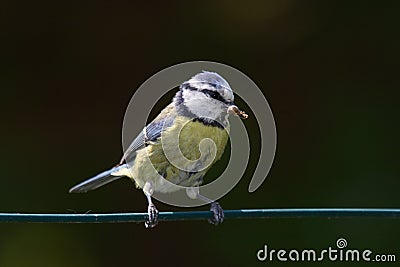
210, 91, 218, 98
203, 89, 226, 103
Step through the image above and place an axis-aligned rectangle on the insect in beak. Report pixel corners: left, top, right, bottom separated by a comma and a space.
227, 105, 248, 119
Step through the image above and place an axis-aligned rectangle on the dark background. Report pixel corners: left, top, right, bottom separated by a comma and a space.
1, 1, 399, 266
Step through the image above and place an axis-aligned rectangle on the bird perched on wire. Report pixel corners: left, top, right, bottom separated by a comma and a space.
69, 71, 248, 228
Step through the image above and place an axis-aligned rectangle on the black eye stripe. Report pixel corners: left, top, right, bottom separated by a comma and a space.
202, 89, 228, 103
180, 84, 231, 104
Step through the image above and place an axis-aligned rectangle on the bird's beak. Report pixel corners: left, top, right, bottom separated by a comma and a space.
227, 104, 248, 119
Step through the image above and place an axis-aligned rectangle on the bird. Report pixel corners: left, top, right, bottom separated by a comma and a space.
69, 71, 248, 228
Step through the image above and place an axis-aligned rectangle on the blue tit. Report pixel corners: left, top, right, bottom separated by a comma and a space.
69, 71, 248, 228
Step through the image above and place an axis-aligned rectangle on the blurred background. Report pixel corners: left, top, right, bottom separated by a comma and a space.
1, 1, 399, 266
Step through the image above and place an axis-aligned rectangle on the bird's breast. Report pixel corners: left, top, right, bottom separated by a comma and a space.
164, 116, 229, 164
131, 116, 229, 192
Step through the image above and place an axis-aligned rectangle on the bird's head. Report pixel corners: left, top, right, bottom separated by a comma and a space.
174, 71, 247, 125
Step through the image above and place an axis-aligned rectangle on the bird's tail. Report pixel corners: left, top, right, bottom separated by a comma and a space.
69, 164, 129, 193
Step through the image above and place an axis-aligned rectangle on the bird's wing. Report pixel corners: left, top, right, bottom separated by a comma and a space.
120, 104, 177, 164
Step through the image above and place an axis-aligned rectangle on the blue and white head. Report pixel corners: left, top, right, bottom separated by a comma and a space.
174, 71, 236, 124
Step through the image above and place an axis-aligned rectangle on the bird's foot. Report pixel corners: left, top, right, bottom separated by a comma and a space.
145, 203, 159, 228
208, 202, 224, 225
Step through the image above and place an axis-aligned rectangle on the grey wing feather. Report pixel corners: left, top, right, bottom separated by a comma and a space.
146, 115, 175, 141
120, 104, 177, 164
120, 129, 146, 164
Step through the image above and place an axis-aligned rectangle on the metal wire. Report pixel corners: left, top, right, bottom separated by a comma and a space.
0, 208, 399, 223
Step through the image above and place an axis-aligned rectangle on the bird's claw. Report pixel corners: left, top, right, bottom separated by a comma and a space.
145, 203, 159, 228
208, 202, 224, 225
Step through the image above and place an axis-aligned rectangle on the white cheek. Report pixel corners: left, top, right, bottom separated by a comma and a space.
182, 90, 225, 119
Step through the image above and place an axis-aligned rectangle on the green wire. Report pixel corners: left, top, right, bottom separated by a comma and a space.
0, 209, 399, 223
